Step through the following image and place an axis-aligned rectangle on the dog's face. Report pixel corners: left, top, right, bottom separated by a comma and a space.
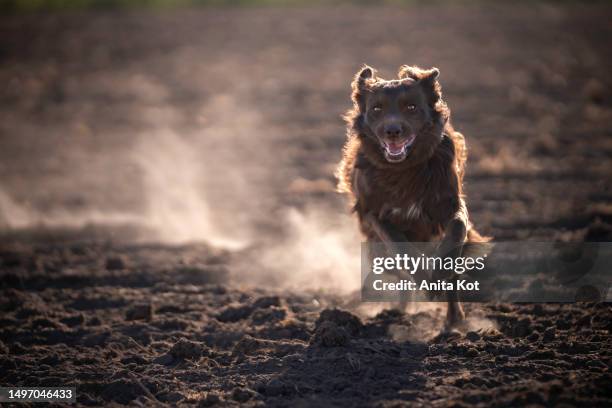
351, 65, 444, 164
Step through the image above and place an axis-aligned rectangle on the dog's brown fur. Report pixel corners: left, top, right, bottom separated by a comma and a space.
336, 65, 489, 328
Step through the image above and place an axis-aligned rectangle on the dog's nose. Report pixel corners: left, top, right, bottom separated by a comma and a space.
384, 123, 402, 138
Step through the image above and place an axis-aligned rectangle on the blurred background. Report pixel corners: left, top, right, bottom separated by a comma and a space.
1, 1, 612, 289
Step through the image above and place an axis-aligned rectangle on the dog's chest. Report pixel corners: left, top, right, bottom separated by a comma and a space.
380, 202, 423, 223
361, 171, 430, 222
356, 164, 453, 237
373, 193, 430, 232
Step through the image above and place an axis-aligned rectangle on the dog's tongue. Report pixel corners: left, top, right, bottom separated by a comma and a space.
387, 141, 405, 155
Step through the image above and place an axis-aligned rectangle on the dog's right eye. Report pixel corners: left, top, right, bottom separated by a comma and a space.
371, 106, 383, 113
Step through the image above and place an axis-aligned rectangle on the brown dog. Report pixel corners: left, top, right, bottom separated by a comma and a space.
336, 65, 489, 329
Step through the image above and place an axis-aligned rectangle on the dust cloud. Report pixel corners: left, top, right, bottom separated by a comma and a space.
244, 205, 361, 292
0, 186, 141, 230
0, 87, 362, 292
132, 128, 248, 250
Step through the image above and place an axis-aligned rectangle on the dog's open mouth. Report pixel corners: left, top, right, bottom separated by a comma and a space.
382, 134, 415, 163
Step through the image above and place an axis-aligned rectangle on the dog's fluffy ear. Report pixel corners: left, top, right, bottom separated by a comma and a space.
351, 65, 376, 110
398, 65, 439, 81
355, 65, 375, 83
398, 65, 442, 106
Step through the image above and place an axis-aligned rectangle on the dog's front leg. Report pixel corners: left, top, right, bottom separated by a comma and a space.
364, 213, 407, 248
364, 213, 427, 312
437, 200, 469, 329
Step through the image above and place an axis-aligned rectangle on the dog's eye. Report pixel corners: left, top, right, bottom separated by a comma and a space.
405, 104, 417, 112
371, 105, 383, 113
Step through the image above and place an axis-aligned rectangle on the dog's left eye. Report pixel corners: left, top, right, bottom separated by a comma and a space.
405, 104, 417, 111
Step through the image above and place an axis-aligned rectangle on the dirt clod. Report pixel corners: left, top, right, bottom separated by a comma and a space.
253, 295, 281, 309
466, 331, 481, 342
101, 379, 143, 404
543, 327, 556, 342
526, 331, 540, 342
311, 321, 350, 347
125, 303, 153, 321
251, 306, 287, 325
231, 387, 257, 402
217, 304, 253, 322
198, 392, 223, 407
169, 338, 209, 360
315, 308, 363, 336
233, 335, 264, 355
82, 330, 110, 347
105, 256, 126, 270
152, 353, 174, 366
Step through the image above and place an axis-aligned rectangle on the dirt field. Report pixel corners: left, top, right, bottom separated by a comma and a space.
1, 4, 611, 407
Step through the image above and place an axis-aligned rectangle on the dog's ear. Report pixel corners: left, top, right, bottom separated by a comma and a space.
398, 66, 442, 107
355, 65, 374, 83
398, 65, 439, 81
351, 65, 376, 110
419, 67, 441, 106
